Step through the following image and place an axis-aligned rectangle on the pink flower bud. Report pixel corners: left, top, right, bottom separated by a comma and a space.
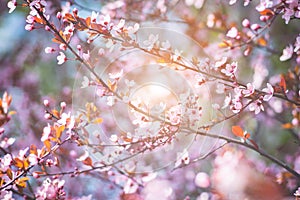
45, 26, 50, 31
56, 11, 62, 19
44, 113, 52, 120
242, 19, 250, 28
250, 23, 261, 31
60, 101, 66, 109
45, 47, 55, 54
43, 99, 50, 106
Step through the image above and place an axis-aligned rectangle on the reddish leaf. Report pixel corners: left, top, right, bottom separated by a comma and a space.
249, 139, 259, 150
280, 74, 287, 92
232, 126, 244, 137
82, 157, 93, 167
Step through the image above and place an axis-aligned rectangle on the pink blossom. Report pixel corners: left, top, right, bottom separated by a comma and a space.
143, 34, 159, 50
283, 8, 294, 24
109, 69, 123, 80
57, 112, 75, 130
215, 57, 227, 69
175, 149, 190, 167
43, 99, 50, 107
221, 61, 237, 77
262, 83, 274, 101
280, 44, 294, 61
91, 11, 99, 23
57, 52, 67, 65
256, 0, 273, 12
0, 137, 16, 148
41, 123, 52, 142
25, 24, 34, 31
222, 94, 231, 109
7, 0, 17, 13
1, 154, 13, 171
226, 27, 238, 38
107, 96, 117, 106
59, 44, 67, 51
249, 99, 264, 114
127, 23, 140, 34
294, 35, 300, 52
229, 0, 237, 5
241, 83, 255, 97
0, 190, 14, 200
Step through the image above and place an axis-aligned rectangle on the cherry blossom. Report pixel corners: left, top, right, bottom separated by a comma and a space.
143, 34, 159, 50
241, 83, 255, 97
221, 61, 237, 77
294, 34, 300, 52
175, 149, 190, 167
57, 52, 67, 65
280, 44, 293, 61
249, 99, 264, 114
262, 83, 274, 101
45, 47, 55, 54
41, 123, 51, 142
226, 27, 238, 39
195, 172, 210, 188
7, 0, 17, 14
109, 69, 123, 80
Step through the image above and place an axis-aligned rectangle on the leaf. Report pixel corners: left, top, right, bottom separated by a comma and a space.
280, 74, 287, 92
16, 177, 29, 188
82, 157, 93, 167
8, 110, 16, 116
30, 144, 37, 155
282, 123, 293, 129
14, 157, 24, 169
6, 168, 13, 179
93, 118, 103, 124
44, 140, 51, 152
244, 132, 251, 139
249, 139, 259, 150
86, 17, 91, 27
232, 126, 244, 137
257, 37, 267, 46
55, 125, 65, 139
259, 9, 274, 16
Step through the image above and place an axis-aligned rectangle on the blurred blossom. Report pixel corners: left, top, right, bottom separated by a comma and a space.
143, 180, 173, 200
194, 172, 210, 188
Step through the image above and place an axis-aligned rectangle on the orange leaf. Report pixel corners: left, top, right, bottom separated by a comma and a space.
86, 17, 91, 27
232, 126, 244, 137
244, 132, 251, 139
16, 177, 29, 188
257, 37, 267, 46
30, 144, 37, 155
14, 157, 24, 169
55, 125, 65, 139
282, 123, 293, 129
44, 140, 51, 151
6, 168, 13, 179
93, 118, 103, 124
259, 9, 274, 16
